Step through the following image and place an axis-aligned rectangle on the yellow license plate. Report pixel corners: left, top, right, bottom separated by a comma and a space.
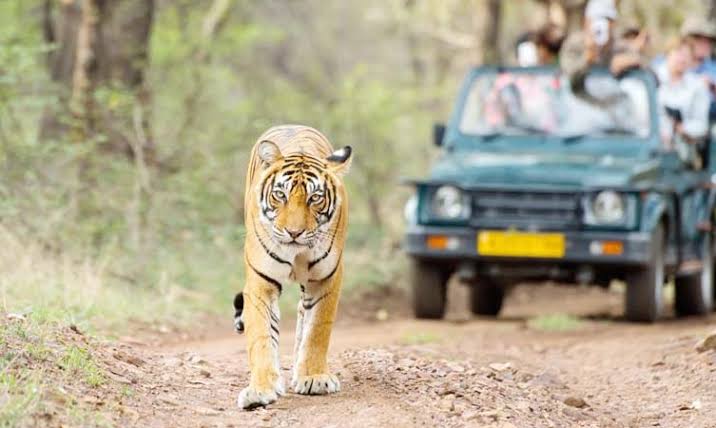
477, 231, 565, 258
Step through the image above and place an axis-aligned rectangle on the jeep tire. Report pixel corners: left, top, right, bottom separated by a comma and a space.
625, 224, 665, 323
411, 260, 450, 319
470, 278, 504, 316
675, 232, 714, 316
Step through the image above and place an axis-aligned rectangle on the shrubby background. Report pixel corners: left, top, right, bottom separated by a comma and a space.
0, 0, 707, 328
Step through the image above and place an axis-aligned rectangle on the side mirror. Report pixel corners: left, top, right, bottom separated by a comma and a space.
433, 123, 446, 147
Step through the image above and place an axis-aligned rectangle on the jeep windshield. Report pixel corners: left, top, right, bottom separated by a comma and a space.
459, 69, 652, 140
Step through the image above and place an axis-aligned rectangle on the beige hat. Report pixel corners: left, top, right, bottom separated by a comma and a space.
681, 16, 716, 39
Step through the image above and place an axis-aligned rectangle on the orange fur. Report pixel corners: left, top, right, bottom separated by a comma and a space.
237, 125, 351, 409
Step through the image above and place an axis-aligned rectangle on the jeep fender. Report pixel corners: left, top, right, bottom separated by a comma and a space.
697, 187, 716, 226
640, 192, 670, 234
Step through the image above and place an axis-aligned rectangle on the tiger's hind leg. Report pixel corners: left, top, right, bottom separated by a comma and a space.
237, 268, 284, 410
291, 263, 343, 395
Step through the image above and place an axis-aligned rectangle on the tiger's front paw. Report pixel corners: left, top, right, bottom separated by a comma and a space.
237, 387, 277, 410
292, 373, 341, 395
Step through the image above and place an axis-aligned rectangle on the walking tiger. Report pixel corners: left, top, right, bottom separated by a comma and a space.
233, 125, 352, 409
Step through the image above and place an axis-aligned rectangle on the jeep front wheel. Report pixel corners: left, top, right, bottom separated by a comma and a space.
411, 260, 450, 319
624, 224, 665, 323
675, 232, 714, 316
469, 278, 504, 316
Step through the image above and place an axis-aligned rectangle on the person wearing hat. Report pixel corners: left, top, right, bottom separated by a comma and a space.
560, 0, 643, 102
681, 16, 716, 117
682, 16, 716, 76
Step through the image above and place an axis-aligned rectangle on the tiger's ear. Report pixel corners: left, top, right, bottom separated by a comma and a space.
326, 146, 352, 177
257, 140, 283, 165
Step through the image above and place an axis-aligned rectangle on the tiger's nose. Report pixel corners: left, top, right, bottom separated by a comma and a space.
286, 228, 304, 239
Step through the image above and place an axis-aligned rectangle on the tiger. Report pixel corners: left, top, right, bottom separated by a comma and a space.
233, 125, 352, 410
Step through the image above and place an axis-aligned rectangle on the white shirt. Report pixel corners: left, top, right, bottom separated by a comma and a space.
656, 63, 710, 140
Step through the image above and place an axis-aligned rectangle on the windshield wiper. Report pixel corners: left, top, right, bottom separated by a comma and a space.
478, 124, 549, 142
478, 132, 503, 142
510, 121, 549, 135
561, 134, 588, 144
561, 127, 635, 144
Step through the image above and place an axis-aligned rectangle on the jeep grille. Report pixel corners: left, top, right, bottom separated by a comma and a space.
470, 190, 580, 230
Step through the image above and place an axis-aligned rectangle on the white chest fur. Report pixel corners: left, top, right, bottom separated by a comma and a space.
289, 252, 310, 285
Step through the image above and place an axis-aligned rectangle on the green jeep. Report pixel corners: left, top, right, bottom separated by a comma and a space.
404, 66, 716, 323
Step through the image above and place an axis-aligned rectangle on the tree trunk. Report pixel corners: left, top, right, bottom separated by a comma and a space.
710, 0, 716, 21
478, 0, 502, 65
40, 0, 81, 139
70, 0, 103, 142
100, 0, 155, 162
176, 0, 235, 144
41, 0, 155, 160
402, 0, 427, 83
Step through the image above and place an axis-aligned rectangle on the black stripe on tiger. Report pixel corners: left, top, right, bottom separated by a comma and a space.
261, 174, 277, 216
309, 209, 342, 270
309, 255, 342, 283
252, 217, 292, 267
284, 155, 325, 167
301, 170, 320, 180
324, 177, 336, 219
301, 291, 331, 310
247, 259, 283, 294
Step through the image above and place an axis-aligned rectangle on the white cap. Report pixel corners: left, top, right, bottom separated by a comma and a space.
585, 0, 618, 21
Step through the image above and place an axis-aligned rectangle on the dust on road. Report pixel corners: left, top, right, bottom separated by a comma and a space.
90, 283, 714, 428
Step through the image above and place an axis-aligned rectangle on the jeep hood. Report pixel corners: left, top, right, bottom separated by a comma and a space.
430, 152, 658, 188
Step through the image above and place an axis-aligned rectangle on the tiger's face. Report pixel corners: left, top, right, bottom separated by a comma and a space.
256, 140, 352, 248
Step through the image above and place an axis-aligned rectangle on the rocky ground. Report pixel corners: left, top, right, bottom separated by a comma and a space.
3, 283, 716, 427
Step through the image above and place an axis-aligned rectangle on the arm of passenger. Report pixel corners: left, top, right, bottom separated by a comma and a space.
682, 81, 710, 139
559, 33, 590, 97
658, 106, 674, 149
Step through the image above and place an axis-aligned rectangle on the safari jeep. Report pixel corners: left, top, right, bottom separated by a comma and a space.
404, 66, 716, 323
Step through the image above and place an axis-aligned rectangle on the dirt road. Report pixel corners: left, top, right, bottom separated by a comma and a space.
97, 284, 716, 428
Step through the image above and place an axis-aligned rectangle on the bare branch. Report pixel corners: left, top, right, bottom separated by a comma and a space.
412, 24, 476, 49
202, 0, 233, 42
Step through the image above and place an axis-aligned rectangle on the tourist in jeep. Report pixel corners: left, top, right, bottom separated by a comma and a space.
560, 0, 643, 102
655, 38, 710, 168
681, 16, 716, 118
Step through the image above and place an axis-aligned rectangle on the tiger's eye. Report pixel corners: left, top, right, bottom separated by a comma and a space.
309, 194, 323, 203
272, 190, 285, 201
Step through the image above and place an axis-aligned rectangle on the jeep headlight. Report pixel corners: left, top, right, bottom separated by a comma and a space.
431, 185, 470, 220
404, 195, 418, 225
582, 191, 636, 226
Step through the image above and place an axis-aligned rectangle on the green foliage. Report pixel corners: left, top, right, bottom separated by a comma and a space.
0, 1, 432, 331
0, 317, 117, 427
59, 346, 105, 388
400, 331, 441, 345
0, 319, 46, 427
527, 313, 583, 332
0, 368, 42, 428
0, 0, 702, 333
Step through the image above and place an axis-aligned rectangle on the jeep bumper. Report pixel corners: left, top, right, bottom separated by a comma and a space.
404, 226, 652, 266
